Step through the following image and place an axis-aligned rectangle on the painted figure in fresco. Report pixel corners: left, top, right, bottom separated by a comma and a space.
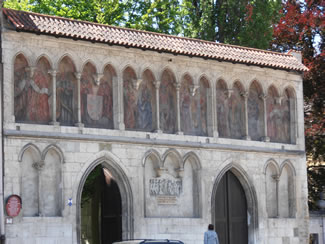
30, 66, 51, 123
98, 80, 113, 128
124, 81, 137, 129
216, 85, 230, 138
56, 78, 74, 125
81, 75, 94, 125
14, 64, 29, 121
199, 85, 208, 136
281, 98, 291, 143
14, 61, 51, 123
181, 88, 192, 134
248, 95, 261, 140
160, 79, 175, 133
228, 91, 243, 139
137, 83, 153, 131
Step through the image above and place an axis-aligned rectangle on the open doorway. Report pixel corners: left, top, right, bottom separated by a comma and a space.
81, 165, 122, 244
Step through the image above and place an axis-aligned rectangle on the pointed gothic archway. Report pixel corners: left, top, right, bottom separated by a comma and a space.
212, 165, 258, 244
76, 155, 133, 244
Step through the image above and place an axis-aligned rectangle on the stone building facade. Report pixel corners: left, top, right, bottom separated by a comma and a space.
0, 8, 309, 244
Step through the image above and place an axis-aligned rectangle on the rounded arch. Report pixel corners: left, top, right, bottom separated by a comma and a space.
216, 78, 228, 90
280, 160, 296, 176
232, 79, 245, 93
182, 151, 202, 170
249, 80, 263, 94
101, 62, 117, 76
81, 59, 98, 74
199, 74, 211, 88
12, 51, 31, 67
122, 65, 138, 80
181, 72, 194, 84
161, 148, 182, 168
282, 85, 297, 99
18, 143, 42, 162
35, 54, 53, 68
267, 84, 280, 97
140, 66, 157, 81
56, 54, 78, 72
142, 149, 162, 167
75, 150, 134, 243
263, 159, 280, 175
160, 66, 177, 83
41, 144, 65, 164
212, 162, 258, 243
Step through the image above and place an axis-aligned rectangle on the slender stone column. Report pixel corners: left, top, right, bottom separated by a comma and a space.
32, 160, 45, 216
272, 175, 280, 218
117, 76, 125, 130
175, 82, 183, 135
95, 73, 104, 86
48, 69, 59, 125
260, 94, 270, 142
241, 91, 251, 140
154, 81, 162, 133
211, 85, 218, 137
75, 72, 83, 127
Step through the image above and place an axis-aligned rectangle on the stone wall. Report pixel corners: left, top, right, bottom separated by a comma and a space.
1, 29, 309, 244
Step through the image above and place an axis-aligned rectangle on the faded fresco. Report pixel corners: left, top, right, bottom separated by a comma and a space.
266, 86, 282, 142
80, 63, 114, 128
14, 55, 51, 123
280, 89, 291, 143
80, 62, 114, 128
97, 66, 114, 129
56, 57, 78, 125
198, 78, 208, 136
123, 67, 137, 129
124, 69, 155, 131
180, 76, 208, 136
216, 80, 230, 138
159, 70, 176, 133
137, 70, 155, 131
228, 83, 245, 139
248, 82, 264, 141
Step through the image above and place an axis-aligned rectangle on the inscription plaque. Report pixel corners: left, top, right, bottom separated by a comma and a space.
149, 178, 182, 196
157, 196, 177, 205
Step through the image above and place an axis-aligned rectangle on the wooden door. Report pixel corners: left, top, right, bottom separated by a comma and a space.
215, 171, 248, 244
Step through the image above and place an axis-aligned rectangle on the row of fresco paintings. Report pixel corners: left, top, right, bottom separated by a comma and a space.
13, 54, 295, 144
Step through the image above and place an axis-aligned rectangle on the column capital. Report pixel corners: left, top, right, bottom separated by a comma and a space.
32, 160, 45, 170
154, 80, 161, 89
48, 69, 57, 77
26, 66, 36, 78
240, 91, 249, 98
95, 73, 104, 85
74, 72, 82, 80
226, 89, 233, 98
190, 85, 199, 96
174, 82, 181, 90
259, 93, 268, 100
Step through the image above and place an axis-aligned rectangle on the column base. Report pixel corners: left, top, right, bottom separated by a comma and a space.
75, 123, 84, 128
49, 121, 60, 126
213, 130, 219, 138
262, 136, 270, 142
176, 131, 183, 135
155, 129, 163, 134
242, 135, 251, 140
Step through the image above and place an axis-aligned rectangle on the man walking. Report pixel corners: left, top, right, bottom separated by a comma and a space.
204, 224, 219, 244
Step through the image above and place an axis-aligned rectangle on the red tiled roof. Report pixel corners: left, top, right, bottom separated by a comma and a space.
3, 8, 308, 72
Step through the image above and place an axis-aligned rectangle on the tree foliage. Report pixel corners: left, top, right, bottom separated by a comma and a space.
272, 0, 325, 210
3, 0, 324, 210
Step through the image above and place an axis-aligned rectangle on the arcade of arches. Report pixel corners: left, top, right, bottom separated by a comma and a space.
14, 54, 297, 144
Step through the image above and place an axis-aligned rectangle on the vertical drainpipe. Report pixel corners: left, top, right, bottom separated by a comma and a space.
0, 1, 5, 244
